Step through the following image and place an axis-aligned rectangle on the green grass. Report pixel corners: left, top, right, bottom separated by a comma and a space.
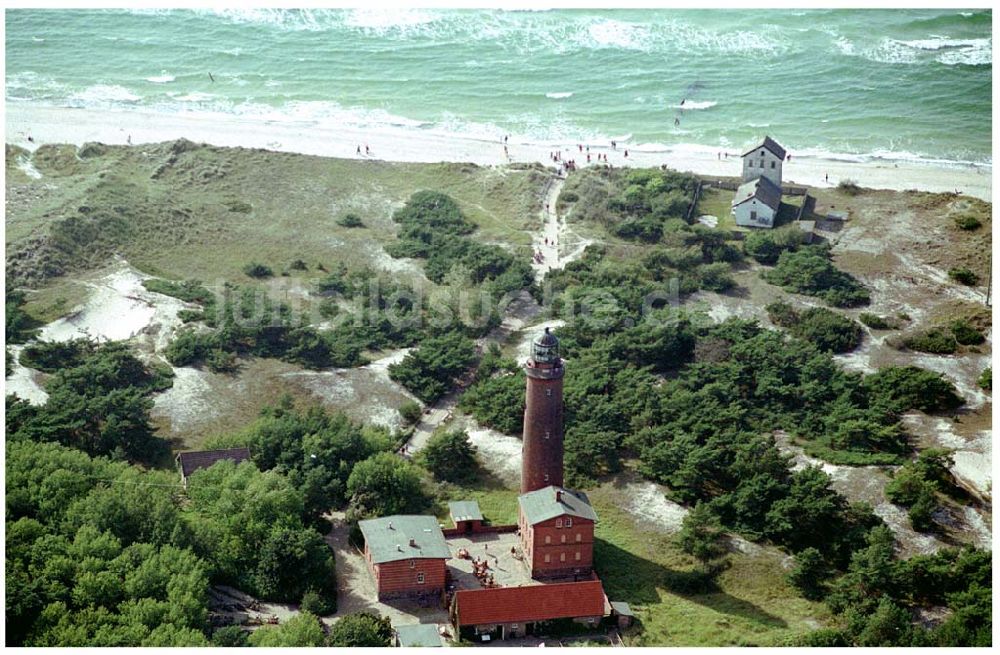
437, 477, 831, 646
7, 143, 549, 291
694, 187, 736, 230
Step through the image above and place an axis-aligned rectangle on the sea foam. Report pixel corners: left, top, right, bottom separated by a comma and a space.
145, 73, 176, 84
546, 91, 573, 99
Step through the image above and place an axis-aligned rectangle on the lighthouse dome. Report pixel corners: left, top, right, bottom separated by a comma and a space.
531, 327, 559, 363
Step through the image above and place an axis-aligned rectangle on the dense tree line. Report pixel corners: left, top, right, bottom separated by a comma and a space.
6, 440, 337, 646
7, 340, 173, 463
204, 399, 397, 527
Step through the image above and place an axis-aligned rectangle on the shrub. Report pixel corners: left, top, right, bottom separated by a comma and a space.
205, 349, 239, 373
242, 262, 274, 278
863, 366, 963, 414
765, 303, 863, 353
859, 313, 894, 330
337, 213, 364, 228
949, 319, 985, 345
902, 328, 958, 354
227, 200, 253, 214
420, 429, 478, 483
948, 267, 979, 286
744, 227, 805, 265
300, 589, 336, 616
786, 547, 831, 600
977, 367, 991, 390
953, 214, 982, 230
289, 259, 309, 271
398, 400, 422, 425
327, 612, 393, 647
388, 332, 476, 403
211, 626, 249, 647
763, 246, 870, 307
837, 179, 863, 195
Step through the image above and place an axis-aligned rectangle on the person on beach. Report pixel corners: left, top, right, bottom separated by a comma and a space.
624, 149, 629, 158
127, 134, 132, 145
825, 173, 829, 182
611, 140, 616, 150
356, 145, 361, 155
365, 144, 370, 155
674, 117, 680, 126
680, 99, 686, 106
587, 153, 591, 163
578, 144, 583, 152
208, 72, 215, 83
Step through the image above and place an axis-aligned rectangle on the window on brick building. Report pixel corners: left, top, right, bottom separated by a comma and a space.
565, 517, 572, 528
575, 551, 581, 561
560, 553, 566, 562
545, 554, 551, 563
409, 559, 415, 568
545, 535, 551, 544
556, 519, 562, 528
546, 388, 553, 397
417, 572, 425, 584
576, 533, 582, 542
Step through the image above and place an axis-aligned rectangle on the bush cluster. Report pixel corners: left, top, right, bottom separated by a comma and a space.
766, 302, 863, 353
762, 245, 870, 307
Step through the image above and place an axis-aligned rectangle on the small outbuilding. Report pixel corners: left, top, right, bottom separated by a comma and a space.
732, 176, 782, 229
610, 601, 635, 629
449, 500, 484, 534
176, 447, 252, 486
394, 623, 443, 647
359, 515, 451, 602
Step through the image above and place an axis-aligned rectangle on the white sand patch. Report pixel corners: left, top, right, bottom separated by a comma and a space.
4, 345, 49, 405
697, 215, 718, 228
365, 242, 425, 278
873, 502, 948, 557
960, 506, 992, 550
832, 332, 884, 375
951, 448, 992, 499
363, 348, 412, 375
151, 366, 218, 433
465, 422, 523, 486
37, 259, 194, 353
911, 351, 992, 410
17, 156, 43, 179
619, 480, 688, 533
514, 319, 565, 365
689, 290, 764, 324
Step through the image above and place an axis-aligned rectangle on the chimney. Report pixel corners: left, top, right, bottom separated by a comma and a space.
397, 544, 402, 552
555, 490, 563, 503
388, 521, 394, 530
409, 538, 417, 548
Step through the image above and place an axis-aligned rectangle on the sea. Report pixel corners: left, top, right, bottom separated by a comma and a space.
5, 8, 993, 167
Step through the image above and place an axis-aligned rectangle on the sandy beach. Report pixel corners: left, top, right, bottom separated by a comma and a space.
5, 103, 992, 202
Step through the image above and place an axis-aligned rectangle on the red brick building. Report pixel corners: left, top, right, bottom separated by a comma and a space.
359, 515, 451, 602
451, 574, 607, 640
518, 486, 597, 579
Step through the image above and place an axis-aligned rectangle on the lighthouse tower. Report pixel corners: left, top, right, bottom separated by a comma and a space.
521, 327, 565, 493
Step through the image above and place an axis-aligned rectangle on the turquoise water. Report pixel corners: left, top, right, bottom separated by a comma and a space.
6, 8, 993, 165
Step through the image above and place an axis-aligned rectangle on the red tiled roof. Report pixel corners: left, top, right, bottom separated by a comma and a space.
176, 447, 252, 478
453, 577, 607, 626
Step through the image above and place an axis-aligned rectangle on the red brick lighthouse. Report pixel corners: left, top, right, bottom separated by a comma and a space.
521, 327, 565, 493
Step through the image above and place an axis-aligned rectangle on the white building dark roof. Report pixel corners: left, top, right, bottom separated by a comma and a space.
732, 176, 783, 211
742, 135, 787, 161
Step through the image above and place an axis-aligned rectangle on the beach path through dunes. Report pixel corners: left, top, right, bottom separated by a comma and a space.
531, 175, 565, 282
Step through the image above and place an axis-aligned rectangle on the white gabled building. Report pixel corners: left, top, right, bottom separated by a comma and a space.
732, 175, 782, 228
741, 136, 786, 187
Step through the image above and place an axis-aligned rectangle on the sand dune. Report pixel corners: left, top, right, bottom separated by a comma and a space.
6, 103, 991, 201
